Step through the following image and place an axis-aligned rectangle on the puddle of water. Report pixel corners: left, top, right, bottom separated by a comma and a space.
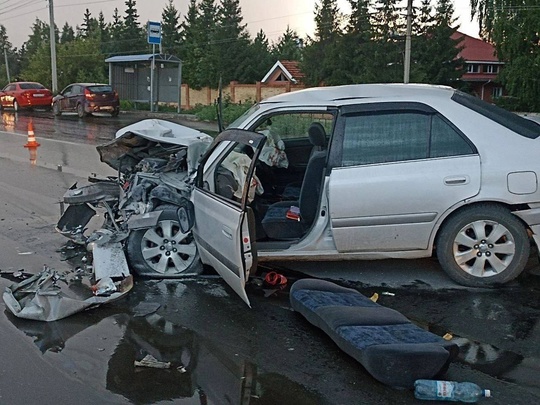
4, 279, 325, 405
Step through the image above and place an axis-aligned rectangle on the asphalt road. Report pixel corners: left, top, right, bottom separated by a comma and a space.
0, 109, 539, 404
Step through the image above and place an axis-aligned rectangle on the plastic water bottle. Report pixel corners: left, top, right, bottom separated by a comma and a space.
414, 380, 491, 403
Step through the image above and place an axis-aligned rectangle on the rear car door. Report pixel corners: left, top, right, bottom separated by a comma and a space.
328, 103, 481, 252
192, 129, 266, 306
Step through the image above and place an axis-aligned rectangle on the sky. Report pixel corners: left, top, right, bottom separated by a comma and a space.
0, 0, 480, 49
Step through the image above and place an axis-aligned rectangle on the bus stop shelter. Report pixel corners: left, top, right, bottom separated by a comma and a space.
105, 54, 182, 112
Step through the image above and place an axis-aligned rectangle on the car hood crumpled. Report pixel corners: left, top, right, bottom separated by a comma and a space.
97, 119, 213, 174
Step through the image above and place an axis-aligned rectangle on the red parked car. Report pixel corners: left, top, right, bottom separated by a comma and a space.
0, 81, 53, 111
52, 83, 120, 118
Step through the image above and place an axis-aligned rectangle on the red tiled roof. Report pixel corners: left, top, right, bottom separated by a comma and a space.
280, 60, 304, 80
451, 31, 499, 62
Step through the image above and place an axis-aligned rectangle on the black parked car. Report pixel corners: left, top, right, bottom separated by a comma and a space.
53, 83, 120, 117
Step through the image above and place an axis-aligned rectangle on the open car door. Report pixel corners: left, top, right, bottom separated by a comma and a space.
192, 129, 266, 306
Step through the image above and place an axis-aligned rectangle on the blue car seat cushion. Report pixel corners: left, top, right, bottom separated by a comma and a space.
290, 279, 459, 388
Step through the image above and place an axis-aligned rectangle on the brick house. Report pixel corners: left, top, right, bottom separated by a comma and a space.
261, 60, 305, 85
452, 31, 505, 103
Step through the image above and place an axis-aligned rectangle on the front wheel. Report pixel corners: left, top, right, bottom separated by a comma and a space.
126, 204, 202, 278
77, 103, 87, 118
52, 101, 62, 116
13, 99, 19, 112
436, 204, 530, 287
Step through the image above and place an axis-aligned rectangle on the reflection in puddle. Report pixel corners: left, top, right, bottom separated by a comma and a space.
6, 286, 323, 404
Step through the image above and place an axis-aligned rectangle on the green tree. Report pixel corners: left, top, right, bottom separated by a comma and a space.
80, 8, 98, 38
116, 0, 146, 55
371, 0, 403, 82
411, 0, 465, 85
302, 0, 343, 85
471, 0, 540, 111
337, 0, 378, 84
60, 23, 75, 44
271, 26, 303, 61
0, 25, 16, 86
180, 0, 201, 87
161, 0, 182, 56
215, 0, 252, 83
243, 30, 274, 83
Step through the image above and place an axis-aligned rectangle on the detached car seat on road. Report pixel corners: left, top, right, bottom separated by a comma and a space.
290, 279, 459, 388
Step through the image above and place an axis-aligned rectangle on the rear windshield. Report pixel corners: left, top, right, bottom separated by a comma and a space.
19, 83, 46, 90
452, 90, 540, 139
87, 85, 113, 93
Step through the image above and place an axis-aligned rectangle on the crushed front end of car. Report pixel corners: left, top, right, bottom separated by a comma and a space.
56, 119, 213, 280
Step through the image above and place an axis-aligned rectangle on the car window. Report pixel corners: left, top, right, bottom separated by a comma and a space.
4, 84, 16, 91
253, 112, 333, 141
452, 90, 540, 139
204, 142, 260, 204
19, 83, 45, 90
430, 115, 475, 158
341, 111, 474, 166
87, 85, 113, 93
72, 85, 82, 95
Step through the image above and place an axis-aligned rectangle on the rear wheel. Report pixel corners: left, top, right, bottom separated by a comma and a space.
111, 108, 119, 117
52, 101, 61, 116
126, 204, 202, 278
436, 204, 529, 287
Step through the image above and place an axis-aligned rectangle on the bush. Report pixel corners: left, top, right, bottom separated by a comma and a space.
194, 101, 254, 126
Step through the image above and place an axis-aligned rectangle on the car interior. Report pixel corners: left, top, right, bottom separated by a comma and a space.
212, 112, 335, 245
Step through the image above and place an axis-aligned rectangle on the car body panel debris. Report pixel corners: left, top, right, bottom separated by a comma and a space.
3, 261, 133, 321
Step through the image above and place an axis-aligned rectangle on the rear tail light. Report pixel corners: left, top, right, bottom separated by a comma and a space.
22, 92, 30, 98
84, 88, 94, 100
114, 91, 119, 100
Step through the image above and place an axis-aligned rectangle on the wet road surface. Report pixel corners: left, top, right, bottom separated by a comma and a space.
0, 109, 539, 404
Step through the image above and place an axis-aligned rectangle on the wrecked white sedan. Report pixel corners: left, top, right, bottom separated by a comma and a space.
57, 84, 540, 308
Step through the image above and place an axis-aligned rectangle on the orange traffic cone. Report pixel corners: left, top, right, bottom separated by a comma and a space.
24, 121, 40, 148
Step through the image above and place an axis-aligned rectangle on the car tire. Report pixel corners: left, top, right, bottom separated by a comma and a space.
111, 109, 119, 117
126, 204, 202, 278
13, 99, 19, 112
52, 101, 61, 116
77, 103, 86, 118
436, 204, 529, 287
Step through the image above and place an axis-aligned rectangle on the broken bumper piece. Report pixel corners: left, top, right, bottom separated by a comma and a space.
3, 241, 132, 322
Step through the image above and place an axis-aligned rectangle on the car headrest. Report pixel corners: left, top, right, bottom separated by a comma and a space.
308, 122, 326, 148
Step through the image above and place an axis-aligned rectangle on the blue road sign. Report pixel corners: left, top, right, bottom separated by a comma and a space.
147, 21, 161, 45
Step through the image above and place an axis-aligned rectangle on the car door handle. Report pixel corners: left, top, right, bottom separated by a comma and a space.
444, 176, 469, 185
222, 227, 233, 240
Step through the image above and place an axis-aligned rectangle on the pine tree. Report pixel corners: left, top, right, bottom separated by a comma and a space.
161, 0, 182, 56
272, 26, 302, 61
215, 0, 251, 83
60, 23, 75, 44
302, 0, 343, 85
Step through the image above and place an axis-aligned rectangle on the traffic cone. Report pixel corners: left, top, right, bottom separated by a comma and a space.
24, 120, 40, 148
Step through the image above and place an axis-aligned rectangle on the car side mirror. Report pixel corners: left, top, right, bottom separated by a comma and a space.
177, 199, 195, 234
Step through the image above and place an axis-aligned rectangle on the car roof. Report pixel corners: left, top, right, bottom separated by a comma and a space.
70, 83, 110, 87
260, 83, 456, 107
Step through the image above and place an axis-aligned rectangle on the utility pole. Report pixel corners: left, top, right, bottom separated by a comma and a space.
48, 0, 58, 92
404, 0, 413, 84
3, 46, 10, 82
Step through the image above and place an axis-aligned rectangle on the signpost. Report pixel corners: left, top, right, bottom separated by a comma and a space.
147, 21, 162, 112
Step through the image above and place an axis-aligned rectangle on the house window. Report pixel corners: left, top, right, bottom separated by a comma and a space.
485, 65, 499, 74
467, 64, 480, 73
492, 87, 503, 98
